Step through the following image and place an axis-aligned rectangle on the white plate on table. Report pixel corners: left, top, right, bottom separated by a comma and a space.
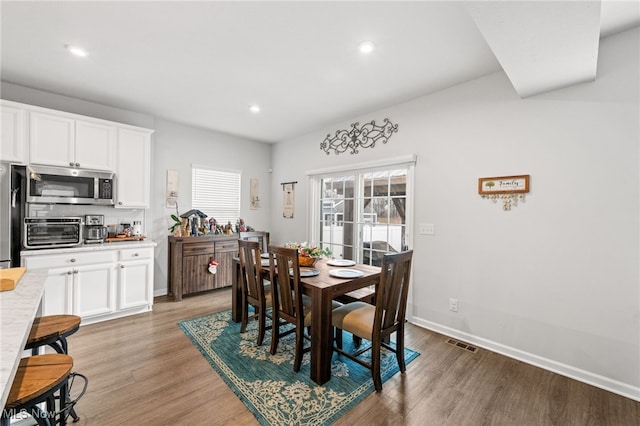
290, 268, 320, 277
329, 269, 364, 279
326, 259, 356, 267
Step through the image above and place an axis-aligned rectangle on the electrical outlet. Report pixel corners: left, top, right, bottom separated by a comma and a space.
449, 298, 458, 312
419, 223, 435, 235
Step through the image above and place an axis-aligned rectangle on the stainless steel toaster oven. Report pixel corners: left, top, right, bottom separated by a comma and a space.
24, 217, 83, 249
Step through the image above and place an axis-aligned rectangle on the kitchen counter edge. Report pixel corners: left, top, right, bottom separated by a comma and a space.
21, 240, 158, 257
0, 270, 48, 409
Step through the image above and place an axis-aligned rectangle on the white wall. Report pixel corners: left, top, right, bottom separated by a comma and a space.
150, 119, 272, 296
269, 28, 639, 400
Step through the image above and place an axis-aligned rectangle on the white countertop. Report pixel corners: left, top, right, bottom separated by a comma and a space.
0, 270, 48, 408
21, 240, 157, 257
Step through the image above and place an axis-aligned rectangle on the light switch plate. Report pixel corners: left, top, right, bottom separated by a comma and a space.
419, 223, 435, 235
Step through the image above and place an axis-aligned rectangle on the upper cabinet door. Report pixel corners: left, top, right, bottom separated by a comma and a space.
0, 104, 27, 164
115, 127, 151, 209
29, 111, 75, 167
75, 120, 115, 171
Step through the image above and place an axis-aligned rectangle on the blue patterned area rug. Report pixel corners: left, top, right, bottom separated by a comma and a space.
178, 309, 419, 426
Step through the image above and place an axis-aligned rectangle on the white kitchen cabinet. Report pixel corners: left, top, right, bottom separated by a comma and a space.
74, 262, 116, 318
43, 262, 116, 319
22, 244, 154, 325
29, 111, 75, 168
0, 102, 27, 163
115, 127, 151, 209
23, 251, 116, 322
74, 120, 116, 171
41, 267, 74, 315
29, 110, 115, 171
118, 247, 154, 310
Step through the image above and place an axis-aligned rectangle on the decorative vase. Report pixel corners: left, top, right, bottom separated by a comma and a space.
298, 255, 317, 267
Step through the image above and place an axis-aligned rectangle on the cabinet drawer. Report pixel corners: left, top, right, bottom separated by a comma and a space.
119, 247, 154, 261
183, 242, 215, 256
25, 251, 116, 270
215, 240, 238, 251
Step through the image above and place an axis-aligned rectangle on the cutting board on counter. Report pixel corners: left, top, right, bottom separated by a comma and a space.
105, 236, 146, 243
0, 267, 26, 291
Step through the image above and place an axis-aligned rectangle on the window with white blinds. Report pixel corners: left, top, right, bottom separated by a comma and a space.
191, 166, 241, 224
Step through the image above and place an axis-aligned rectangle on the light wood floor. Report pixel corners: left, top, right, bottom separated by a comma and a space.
64, 288, 638, 425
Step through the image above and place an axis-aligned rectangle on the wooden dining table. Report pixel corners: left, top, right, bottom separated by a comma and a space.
231, 257, 381, 385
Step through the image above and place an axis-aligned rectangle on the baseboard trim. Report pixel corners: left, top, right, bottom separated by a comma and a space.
411, 317, 640, 402
154, 289, 169, 297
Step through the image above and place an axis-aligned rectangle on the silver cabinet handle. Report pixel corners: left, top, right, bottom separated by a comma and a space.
118, 201, 123, 205
73, 270, 78, 274
69, 162, 74, 167
133, 253, 139, 257
75, 162, 80, 167
70, 258, 76, 263
120, 265, 125, 269
67, 271, 73, 275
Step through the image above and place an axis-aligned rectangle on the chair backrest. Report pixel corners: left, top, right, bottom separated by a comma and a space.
238, 239, 266, 305
239, 231, 270, 253
374, 250, 413, 340
267, 245, 304, 326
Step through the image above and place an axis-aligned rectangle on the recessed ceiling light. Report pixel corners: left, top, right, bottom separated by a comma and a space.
358, 41, 375, 54
249, 104, 261, 113
66, 45, 87, 57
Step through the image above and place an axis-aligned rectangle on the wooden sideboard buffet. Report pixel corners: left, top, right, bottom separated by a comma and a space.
168, 235, 238, 301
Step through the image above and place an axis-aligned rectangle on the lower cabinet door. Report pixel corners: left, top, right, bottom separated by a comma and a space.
118, 259, 152, 310
74, 263, 116, 319
42, 268, 74, 316
213, 249, 235, 289
182, 253, 216, 294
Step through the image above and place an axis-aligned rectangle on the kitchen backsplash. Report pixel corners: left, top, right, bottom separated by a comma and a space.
26, 204, 146, 236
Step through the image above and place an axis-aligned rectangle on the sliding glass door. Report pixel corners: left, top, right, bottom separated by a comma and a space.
310, 159, 413, 265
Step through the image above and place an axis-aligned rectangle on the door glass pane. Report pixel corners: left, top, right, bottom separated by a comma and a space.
318, 168, 407, 264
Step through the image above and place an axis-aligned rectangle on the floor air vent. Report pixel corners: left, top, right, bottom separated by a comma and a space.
446, 338, 478, 353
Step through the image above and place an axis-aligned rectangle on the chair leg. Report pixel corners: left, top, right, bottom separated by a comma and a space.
293, 325, 303, 372
240, 298, 249, 333
335, 328, 343, 349
257, 307, 266, 346
352, 335, 362, 348
372, 342, 382, 392
270, 315, 279, 355
396, 326, 406, 373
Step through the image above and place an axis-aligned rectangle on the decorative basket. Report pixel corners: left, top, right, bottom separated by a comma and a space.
298, 255, 317, 267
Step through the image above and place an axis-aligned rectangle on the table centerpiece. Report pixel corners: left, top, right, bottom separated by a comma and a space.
285, 242, 332, 267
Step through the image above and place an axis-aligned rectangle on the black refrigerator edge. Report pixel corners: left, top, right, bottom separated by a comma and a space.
0, 163, 26, 268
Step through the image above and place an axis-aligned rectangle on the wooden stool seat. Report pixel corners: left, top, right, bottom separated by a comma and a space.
25, 315, 81, 354
5, 354, 73, 409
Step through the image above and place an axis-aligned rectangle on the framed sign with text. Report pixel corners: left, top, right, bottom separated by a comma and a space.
478, 175, 530, 195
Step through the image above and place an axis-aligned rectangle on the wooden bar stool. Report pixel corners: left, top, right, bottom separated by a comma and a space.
25, 315, 81, 356
24, 315, 82, 422
1, 354, 73, 426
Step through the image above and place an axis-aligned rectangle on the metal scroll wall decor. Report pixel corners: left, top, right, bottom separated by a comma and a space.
320, 118, 398, 155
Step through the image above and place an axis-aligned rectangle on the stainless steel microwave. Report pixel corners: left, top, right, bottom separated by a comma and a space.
26, 165, 115, 205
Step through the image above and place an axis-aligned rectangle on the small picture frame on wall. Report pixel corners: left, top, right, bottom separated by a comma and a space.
478, 175, 530, 195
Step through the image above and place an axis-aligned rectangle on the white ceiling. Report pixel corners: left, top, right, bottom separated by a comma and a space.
1, 1, 638, 143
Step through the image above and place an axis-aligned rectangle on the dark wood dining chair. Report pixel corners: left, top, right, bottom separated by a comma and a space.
238, 239, 273, 346
239, 231, 270, 253
332, 250, 414, 392
267, 245, 311, 372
